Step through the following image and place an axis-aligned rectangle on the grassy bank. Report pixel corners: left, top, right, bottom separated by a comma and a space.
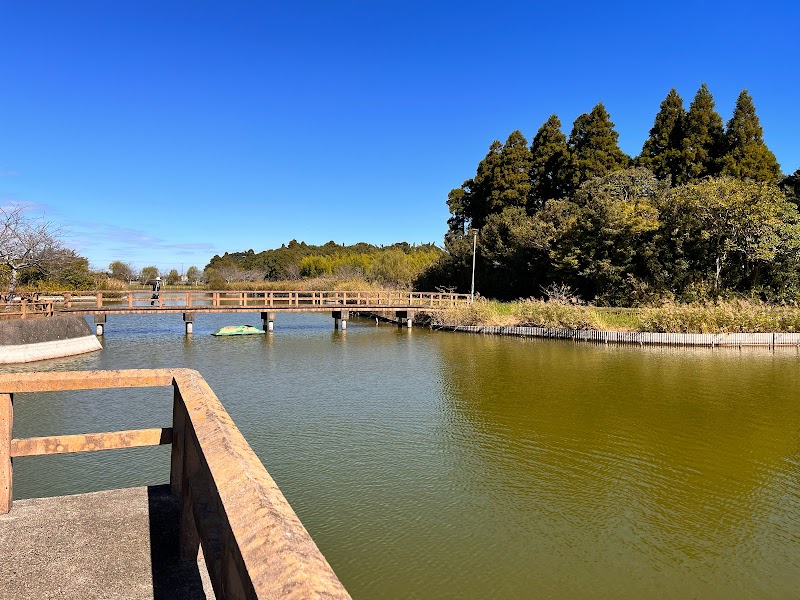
426, 299, 800, 334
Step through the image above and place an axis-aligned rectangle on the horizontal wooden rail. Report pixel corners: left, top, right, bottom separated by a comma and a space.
0, 300, 54, 319
0, 368, 350, 599
10, 427, 172, 457
34, 290, 472, 312
0, 369, 178, 393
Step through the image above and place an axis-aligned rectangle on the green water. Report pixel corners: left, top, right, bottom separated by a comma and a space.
4, 313, 800, 598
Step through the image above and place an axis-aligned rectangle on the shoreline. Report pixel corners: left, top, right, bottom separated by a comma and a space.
431, 323, 800, 347
354, 310, 800, 347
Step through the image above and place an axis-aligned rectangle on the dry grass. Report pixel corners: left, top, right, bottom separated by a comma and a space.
427, 299, 800, 333
638, 300, 800, 333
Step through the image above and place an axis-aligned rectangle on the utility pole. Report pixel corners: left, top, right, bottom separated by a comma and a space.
470, 229, 477, 303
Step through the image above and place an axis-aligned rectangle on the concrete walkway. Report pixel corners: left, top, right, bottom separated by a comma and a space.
0, 485, 214, 600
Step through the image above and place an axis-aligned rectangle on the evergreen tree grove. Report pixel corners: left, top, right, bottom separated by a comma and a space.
719, 89, 781, 182
428, 87, 794, 303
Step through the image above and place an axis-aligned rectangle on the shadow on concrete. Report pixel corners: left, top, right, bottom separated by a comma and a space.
147, 485, 209, 599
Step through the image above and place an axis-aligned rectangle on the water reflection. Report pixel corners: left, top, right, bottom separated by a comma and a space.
434, 335, 800, 597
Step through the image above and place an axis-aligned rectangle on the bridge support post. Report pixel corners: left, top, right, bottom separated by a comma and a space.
183, 313, 194, 334
332, 310, 349, 330
94, 314, 107, 336
395, 310, 414, 328
1, 393, 12, 514
261, 312, 276, 332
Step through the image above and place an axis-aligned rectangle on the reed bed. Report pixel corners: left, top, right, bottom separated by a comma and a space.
428, 299, 800, 334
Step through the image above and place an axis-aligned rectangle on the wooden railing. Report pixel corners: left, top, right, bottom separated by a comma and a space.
0, 369, 351, 599
41, 289, 471, 310
0, 300, 55, 320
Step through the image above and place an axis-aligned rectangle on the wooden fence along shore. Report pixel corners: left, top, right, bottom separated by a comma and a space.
436, 325, 800, 347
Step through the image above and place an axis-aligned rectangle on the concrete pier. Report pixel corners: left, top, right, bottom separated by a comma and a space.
261, 311, 276, 332
0, 316, 101, 364
94, 314, 106, 336
395, 310, 415, 328
332, 310, 349, 330
182, 312, 194, 334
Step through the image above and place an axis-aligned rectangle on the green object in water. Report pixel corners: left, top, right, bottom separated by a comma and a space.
212, 325, 266, 336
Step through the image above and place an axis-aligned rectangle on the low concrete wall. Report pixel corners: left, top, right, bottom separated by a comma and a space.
0, 316, 102, 363
435, 324, 800, 347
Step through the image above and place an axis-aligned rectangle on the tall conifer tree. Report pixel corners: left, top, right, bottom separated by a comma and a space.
677, 83, 724, 183
462, 140, 503, 229
781, 168, 800, 205
494, 130, 532, 212
447, 186, 469, 235
719, 89, 781, 182
457, 132, 531, 230
638, 88, 685, 185
567, 103, 629, 192
529, 114, 569, 209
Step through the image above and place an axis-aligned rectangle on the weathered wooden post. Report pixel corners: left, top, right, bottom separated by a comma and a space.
20, 300, 27, 319
0, 393, 11, 514
261, 311, 276, 332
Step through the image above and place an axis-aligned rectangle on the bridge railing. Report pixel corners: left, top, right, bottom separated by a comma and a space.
0, 369, 350, 599
0, 300, 55, 320
39, 290, 471, 309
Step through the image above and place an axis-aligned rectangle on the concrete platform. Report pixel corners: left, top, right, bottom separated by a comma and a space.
0, 485, 214, 600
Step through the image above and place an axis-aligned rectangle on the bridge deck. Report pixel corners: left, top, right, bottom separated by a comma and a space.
0, 485, 213, 600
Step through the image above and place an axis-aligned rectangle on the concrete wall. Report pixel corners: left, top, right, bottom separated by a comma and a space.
436, 324, 800, 347
0, 316, 102, 364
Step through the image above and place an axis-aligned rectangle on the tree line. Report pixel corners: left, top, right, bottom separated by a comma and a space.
205, 240, 442, 289
421, 85, 800, 304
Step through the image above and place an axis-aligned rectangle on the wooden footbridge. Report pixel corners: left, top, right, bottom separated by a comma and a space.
0, 369, 352, 599
13, 290, 471, 334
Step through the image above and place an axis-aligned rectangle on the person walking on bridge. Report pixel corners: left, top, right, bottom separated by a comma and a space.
150, 276, 162, 306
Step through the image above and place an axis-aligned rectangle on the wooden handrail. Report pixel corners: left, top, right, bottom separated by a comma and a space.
0, 301, 54, 319
0, 369, 350, 599
32, 290, 473, 309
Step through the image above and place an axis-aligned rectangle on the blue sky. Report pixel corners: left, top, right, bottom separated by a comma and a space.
1, 1, 798, 274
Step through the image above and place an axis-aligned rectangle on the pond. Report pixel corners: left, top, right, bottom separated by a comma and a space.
4, 312, 800, 598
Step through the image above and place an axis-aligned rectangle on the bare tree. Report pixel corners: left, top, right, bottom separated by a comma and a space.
0, 204, 64, 301
215, 265, 243, 283
108, 260, 135, 283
